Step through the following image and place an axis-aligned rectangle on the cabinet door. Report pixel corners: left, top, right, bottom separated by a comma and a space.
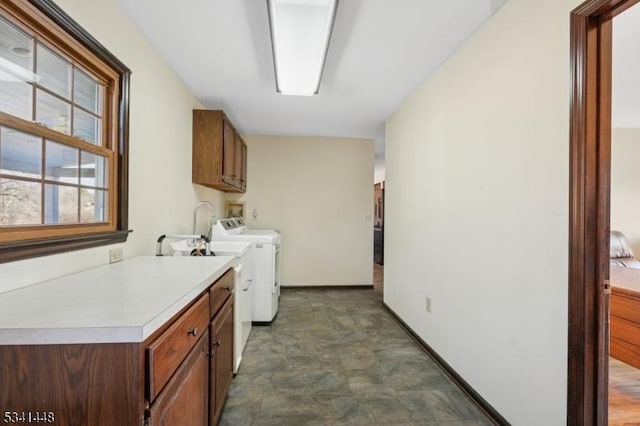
148, 331, 209, 426
239, 140, 247, 192
222, 120, 236, 186
233, 133, 244, 190
210, 298, 234, 425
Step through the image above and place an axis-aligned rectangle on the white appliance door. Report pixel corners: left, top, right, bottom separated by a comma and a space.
241, 279, 252, 349
273, 244, 280, 296
233, 264, 243, 373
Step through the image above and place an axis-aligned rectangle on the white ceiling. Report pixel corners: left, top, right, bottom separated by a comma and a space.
118, 0, 508, 165
613, 5, 640, 129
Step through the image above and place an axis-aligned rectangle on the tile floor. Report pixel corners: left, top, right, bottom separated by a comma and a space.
220, 288, 493, 425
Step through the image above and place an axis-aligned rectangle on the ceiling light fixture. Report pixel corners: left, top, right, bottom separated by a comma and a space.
267, 0, 338, 96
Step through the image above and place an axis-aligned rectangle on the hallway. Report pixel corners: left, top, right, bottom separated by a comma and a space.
220, 288, 492, 425
373, 263, 383, 299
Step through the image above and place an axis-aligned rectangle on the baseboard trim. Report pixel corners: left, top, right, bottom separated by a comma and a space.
281, 285, 374, 290
382, 303, 510, 426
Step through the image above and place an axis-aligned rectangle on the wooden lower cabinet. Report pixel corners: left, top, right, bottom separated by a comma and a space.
149, 331, 209, 426
0, 269, 235, 426
0, 343, 142, 425
210, 296, 234, 425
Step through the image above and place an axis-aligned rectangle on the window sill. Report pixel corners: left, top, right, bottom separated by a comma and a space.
0, 230, 132, 263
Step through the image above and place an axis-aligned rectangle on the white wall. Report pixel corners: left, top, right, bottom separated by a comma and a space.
229, 135, 374, 287
611, 128, 640, 255
385, 0, 579, 424
0, 0, 224, 294
374, 154, 386, 184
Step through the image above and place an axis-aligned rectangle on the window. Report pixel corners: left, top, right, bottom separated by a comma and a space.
0, 0, 130, 263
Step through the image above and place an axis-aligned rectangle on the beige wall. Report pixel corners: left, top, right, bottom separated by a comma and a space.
612, 128, 640, 255
0, 0, 224, 293
229, 135, 374, 287
385, 0, 579, 424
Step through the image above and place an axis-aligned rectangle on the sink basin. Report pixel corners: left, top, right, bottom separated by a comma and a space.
171, 240, 252, 257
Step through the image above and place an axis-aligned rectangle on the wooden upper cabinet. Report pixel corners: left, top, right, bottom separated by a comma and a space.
222, 119, 236, 187
193, 110, 247, 193
234, 133, 247, 192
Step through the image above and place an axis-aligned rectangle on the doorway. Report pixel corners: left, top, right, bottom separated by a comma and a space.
607, 6, 640, 423
373, 181, 384, 299
568, 0, 640, 424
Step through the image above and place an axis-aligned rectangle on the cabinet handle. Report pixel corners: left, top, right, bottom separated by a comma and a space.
188, 328, 198, 337
213, 339, 221, 347
223, 286, 232, 292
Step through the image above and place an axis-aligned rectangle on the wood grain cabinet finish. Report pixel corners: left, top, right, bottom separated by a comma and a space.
193, 109, 247, 193
148, 331, 209, 426
147, 292, 210, 400
235, 133, 247, 192
0, 343, 142, 426
610, 266, 640, 370
210, 296, 234, 426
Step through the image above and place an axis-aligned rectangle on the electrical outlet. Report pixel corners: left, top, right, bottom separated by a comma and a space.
426, 296, 432, 313
109, 247, 123, 264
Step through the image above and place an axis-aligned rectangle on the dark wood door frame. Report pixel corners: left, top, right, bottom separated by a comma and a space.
568, 0, 640, 424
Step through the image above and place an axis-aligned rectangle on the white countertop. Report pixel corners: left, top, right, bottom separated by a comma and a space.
0, 256, 236, 345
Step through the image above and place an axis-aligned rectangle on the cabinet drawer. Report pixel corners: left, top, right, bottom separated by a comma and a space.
148, 293, 210, 400
210, 268, 234, 317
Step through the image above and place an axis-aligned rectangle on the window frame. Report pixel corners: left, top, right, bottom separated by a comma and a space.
0, 0, 130, 263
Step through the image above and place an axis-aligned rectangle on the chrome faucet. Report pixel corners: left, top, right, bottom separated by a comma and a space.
192, 201, 216, 245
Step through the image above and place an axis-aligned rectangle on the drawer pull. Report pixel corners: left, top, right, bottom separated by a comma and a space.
212, 339, 221, 347
223, 286, 232, 292
188, 328, 198, 337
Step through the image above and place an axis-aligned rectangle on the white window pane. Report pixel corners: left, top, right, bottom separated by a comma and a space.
36, 89, 71, 134
36, 43, 71, 99
0, 16, 35, 120
74, 68, 101, 114
0, 81, 32, 120
0, 127, 42, 178
80, 188, 106, 222
80, 151, 107, 188
0, 178, 41, 225
0, 15, 34, 79
73, 107, 100, 145
45, 140, 78, 184
44, 183, 77, 224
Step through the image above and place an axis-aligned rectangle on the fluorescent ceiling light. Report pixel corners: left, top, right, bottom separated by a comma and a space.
0, 57, 40, 83
267, 0, 338, 96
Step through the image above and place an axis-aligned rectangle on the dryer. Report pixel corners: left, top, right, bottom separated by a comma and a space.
211, 218, 281, 324
212, 218, 280, 323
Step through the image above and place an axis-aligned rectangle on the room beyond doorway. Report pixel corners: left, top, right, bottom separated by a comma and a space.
373, 263, 383, 300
